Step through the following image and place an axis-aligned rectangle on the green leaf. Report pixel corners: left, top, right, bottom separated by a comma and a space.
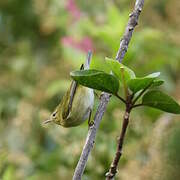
146, 72, 160, 78
70, 69, 119, 94
127, 72, 161, 93
128, 78, 154, 93
105, 57, 135, 85
142, 90, 180, 114
151, 80, 164, 87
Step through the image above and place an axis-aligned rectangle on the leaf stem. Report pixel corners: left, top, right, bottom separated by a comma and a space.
115, 93, 126, 104
121, 68, 129, 99
132, 83, 152, 105
132, 103, 143, 108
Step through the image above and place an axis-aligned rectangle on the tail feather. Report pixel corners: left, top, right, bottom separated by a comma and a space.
84, 50, 92, 70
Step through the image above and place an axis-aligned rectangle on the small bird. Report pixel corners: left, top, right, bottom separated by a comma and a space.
44, 52, 94, 127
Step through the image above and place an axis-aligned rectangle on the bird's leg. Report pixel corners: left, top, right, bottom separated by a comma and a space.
88, 109, 94, 129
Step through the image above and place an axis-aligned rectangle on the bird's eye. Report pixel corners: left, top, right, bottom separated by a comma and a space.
52, 112, 56, 117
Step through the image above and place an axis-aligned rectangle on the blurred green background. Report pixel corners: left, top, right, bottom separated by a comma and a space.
0, 0, 180, 179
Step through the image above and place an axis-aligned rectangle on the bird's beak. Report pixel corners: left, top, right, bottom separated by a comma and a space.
43, 119, 52, 124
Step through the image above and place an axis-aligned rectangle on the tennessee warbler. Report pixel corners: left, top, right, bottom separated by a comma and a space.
44, 52, 94, 127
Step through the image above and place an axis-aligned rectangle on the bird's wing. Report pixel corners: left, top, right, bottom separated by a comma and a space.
62, 51, 92, 119
62, 80, 78, 119
68, 80, 78, 114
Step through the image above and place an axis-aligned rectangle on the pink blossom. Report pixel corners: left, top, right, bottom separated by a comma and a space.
66, 0, 81, 20
61, 36, 94, 52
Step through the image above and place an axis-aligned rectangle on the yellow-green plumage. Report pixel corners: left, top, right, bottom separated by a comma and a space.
45, 52, 94, 127
51, 82, 94, 127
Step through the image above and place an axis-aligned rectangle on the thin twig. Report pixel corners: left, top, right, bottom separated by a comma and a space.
105, 104, 131, 179
106, 1, 145, 178
73, 0, 145, 179
105, 94, 133, 180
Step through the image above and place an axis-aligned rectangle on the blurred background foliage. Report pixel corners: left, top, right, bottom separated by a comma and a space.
0, 0, 180, 179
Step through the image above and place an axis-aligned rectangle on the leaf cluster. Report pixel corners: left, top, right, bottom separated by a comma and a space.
71, 58, 180, 114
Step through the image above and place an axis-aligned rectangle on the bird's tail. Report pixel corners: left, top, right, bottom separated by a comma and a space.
83, 50, 92, 70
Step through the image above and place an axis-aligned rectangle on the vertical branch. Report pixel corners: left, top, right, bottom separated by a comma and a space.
73, 93, 111, 180
116, 0, 145, 62
73, 0, 145, 179
105, 96, 132, 180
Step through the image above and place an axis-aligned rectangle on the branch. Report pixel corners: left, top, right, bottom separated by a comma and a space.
73, 0, 145, 179
106, 1, 145, 178
73, 93, 111, 180
105, 106, 131, 179
116, 0, 145, 62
